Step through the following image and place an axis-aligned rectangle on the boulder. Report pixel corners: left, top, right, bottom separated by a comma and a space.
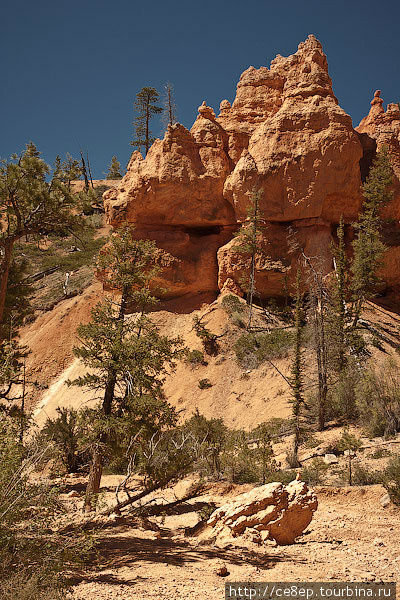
205, 479, 317, 546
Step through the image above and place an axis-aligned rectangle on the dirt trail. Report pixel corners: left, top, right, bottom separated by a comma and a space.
68, 483, 399, 600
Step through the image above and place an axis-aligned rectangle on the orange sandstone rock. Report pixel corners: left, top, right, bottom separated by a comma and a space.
103, 36, 400, 305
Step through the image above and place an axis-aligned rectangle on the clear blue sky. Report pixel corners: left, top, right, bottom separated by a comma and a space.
1, 0, 399, 178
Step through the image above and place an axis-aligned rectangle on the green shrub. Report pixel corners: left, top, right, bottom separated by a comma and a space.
198, 504, 216, 522
301, 458, 330, 484
335, 429, 363, 453
383, 455, 400, 504
198, 378, 212, 389
370, 448, 392, 459
193, 316, 219, 355
185, 349, 206, 367
231, 311, 246, 329
182, 411, 228, 478
221, 294, 244, 315
329, 364, 360, 421
0, 417, 94, 598
39, 407, 89, 473
356, 360, 400, 437
352, 463, 383, 486
263, 469, 298, 485
234, 329, 294, 369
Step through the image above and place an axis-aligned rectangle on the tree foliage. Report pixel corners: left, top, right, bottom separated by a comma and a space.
0, 143, 81, 335
106, 156, 122, 179
351, 146, 393, 324
131, 87, 162, 155
70, 224, 183, 509
234, 188, 265, 329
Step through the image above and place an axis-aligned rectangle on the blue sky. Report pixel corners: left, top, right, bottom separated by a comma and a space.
1, 0, 399, 178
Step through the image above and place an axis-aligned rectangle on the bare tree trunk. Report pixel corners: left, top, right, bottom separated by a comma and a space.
19, 359, 26, 444
145, 104, 150, 155
86, 152, 94, 189
80, 151, 90, 191
247, 193, 259, 330
312, 287, 328, 431
84, 446, 104, 512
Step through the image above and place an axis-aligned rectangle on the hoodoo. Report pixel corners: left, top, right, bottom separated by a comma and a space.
104, 35, 400, 307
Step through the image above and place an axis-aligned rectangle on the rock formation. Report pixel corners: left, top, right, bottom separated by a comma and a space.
104, 36, 400, 306
204, 479, 317, 546
356, 91, 400, 292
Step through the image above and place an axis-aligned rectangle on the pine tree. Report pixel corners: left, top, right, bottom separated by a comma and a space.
290, 270, 305, 466
106, 156, 122, 179
2, 258, 33, 341
131, 87, 163, 155
329, 217, 348, 373
351, 147, 393, 326
234, 188, 265, 329
62, 153, 82, 189
0, 143, 80, 340
162, 82, 177, 130
69, 224, 183, 510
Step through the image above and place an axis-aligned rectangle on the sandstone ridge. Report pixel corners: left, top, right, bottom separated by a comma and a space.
104, 36, 400, 306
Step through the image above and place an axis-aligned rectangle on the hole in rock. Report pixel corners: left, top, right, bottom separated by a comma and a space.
183, 225, 222, 237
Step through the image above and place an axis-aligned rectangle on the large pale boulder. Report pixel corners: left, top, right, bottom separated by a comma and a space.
206, 480, 317, 546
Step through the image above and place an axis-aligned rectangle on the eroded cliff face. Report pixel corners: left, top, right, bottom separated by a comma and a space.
356, 91, 400, 293
104, 35, 400, 306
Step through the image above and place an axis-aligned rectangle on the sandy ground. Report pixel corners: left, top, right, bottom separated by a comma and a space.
66, 482, 399, 600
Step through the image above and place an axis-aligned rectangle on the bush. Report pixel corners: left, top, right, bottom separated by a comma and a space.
370, 448, 392, 459
352, 463, 383, 486
198, 503, 216, 522
263, 469, 298, 485
182, 412, 228, 478
234, 329, 294, 369
329, 364, 360, 421
40, 407, 89, 473
231, 311, 246, 329
198, 378, 212, 389
383, 455, 400, 504
0, 417, 94, 597
356, 360, 400, 437
185, 349, 206, 367
332, 429, 363, 453
193, 316, 219, 355
221, 294, 245, 315
301, 458, 330, 485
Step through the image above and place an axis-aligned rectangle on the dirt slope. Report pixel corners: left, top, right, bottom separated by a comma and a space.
20, 292, 400, 431
21, 296, 294, 430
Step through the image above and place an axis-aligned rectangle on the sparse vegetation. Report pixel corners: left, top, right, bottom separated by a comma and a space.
234, 328, 294, 369
0, 415, 94, 599
383, 455, 400, 504
198, 378, 212, 389
185, 349, 206, 367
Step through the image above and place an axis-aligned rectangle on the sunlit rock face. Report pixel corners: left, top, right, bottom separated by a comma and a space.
104, 36, 400, 306
356, 91, 400, 294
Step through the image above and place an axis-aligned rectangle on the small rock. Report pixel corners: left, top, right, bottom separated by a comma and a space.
380, 494, 391, 508
323, 453, 339, 465
373, 537, 385, 546
216, 565, 230, 577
